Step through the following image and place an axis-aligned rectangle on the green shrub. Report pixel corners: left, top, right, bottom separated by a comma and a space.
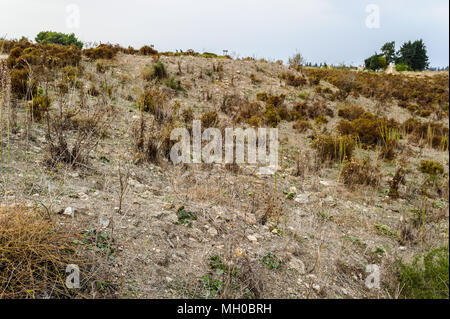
314, 115, 328, 125
201, 111, 218, 128
256, 92, 268, 101
313, 135, 355, 162
29, 93, 51, 121
153, 61, 167, 80
396, 63, 412, 72
264, 104, 281, 127
365, 53, 387, 71
35, 31, 83, 49
419, 160, 444, 176
164, 77, 184, 92
398, 246, 449, 299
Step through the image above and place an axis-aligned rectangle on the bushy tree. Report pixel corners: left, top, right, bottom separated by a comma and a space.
397, 39, 429, 71
288, 53, 305, 70
381, 41, 396, 65
365, 53, 387, 71
35, 31, 83, 49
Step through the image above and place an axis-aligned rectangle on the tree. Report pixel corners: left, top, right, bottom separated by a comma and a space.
397, 39, 429, 71
288, 53, 305, 70
381, 41, 396, 64
35, 31, 83, 49
365, 53, 387, 71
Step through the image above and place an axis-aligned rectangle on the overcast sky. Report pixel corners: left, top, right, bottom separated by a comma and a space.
1, 0, 448, 66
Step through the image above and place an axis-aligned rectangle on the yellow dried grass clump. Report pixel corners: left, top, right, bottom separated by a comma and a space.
0, 206, 112, 299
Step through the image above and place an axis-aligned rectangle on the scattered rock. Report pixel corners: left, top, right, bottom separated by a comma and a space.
63, 207, 75, 217
294, 194, 309, 204
247, 235, 258, 243
208, 227, 218, 237
166, 213, 179, 224
165, 276, 173, 283
288, 258, 306, 274
319, 180, 332, 187
100, 216, 110, 228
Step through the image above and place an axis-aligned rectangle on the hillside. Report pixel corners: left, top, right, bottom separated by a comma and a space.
0, 45, 448, 299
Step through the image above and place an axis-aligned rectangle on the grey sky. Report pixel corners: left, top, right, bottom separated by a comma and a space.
1, 0, 448, 66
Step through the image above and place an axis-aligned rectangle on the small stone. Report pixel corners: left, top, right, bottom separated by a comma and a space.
167, 213, 179, 224
100, 216, 110, 228
295, 194, 309, 204
63, 207, 75, 217
288, 258, 306, 274
319, 180, 331, 187
247, 235, 258, 243
208, 227, 218, 237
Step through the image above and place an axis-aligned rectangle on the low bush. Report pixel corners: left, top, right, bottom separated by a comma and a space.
139, 45, 158, 56
83, 44, 119, 60
35, 31, 83, 49
398, 246, 449, 299
29, 92, 51, 122
419, 160, 444, 176
340, 158, 381, 188
337, 105, 367, 121
313, 135, 355, 163
201, 111, 218, 128
0, 206, 115, 298
293, 120, 312, 133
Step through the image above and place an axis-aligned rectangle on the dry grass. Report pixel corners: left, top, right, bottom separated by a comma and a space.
0, 206, 116, 299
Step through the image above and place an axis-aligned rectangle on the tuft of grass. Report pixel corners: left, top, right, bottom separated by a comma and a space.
0, 206, 115, 299
398, 246, 449, 299
419, 160, 444, 176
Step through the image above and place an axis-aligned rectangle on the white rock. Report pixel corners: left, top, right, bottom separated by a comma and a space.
288, 258, 306, 274
247, 235, 258, 243
63, 207, 75, 217
295, 194, 309, 204
100, 216, 110, 228
208, 227, 218, 237
319, 180, 331, 187
165, 276, 173, 283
